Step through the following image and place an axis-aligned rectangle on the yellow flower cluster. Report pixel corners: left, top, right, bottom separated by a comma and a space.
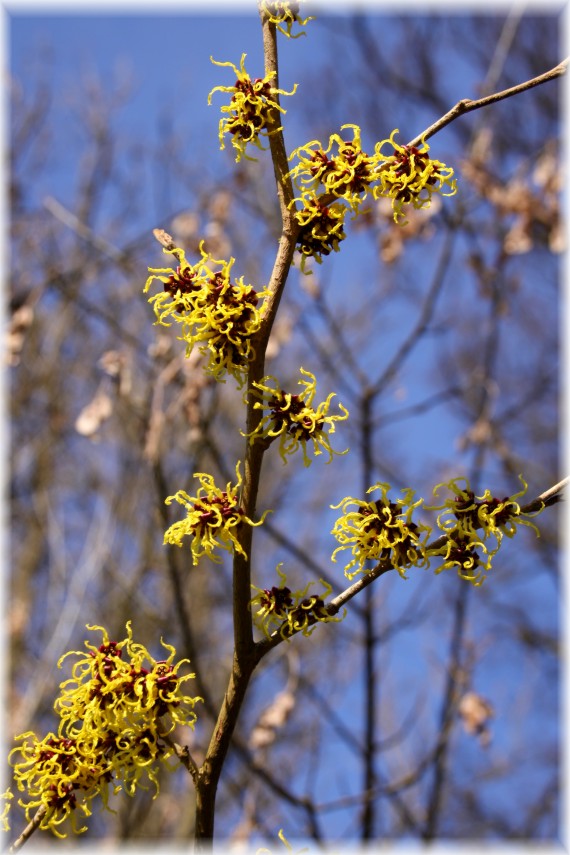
208, 54, 297, 162
374, 129, 457, 223
145, 243, 268, 387
288, 125, 457, 265
426, 476, 541, 586
8, 624, 200, 838
330, 477, 543, 586
331, 483, 430, 580
289, 124, 378, 211
294, 195, 348, 270
259, 1, 314, 38
432, 534, 490, 585
164, 462, 271, 565
245, 368, 349, 466
251, 565, 345, 640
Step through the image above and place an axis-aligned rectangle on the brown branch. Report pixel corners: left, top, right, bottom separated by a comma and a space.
256, 18, 300, 349
159, 731, 200, 782
234, 15, 301, 658
521, 477, 568, 514
261, 19, 297, 222
8, 805, 47, 853
408, 59, 568, 147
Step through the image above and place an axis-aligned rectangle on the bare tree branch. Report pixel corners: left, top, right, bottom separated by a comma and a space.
8, 806, 46, 853
409, 59, 568, 147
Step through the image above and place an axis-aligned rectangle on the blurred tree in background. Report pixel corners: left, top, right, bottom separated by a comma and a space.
7, 6, 563, 848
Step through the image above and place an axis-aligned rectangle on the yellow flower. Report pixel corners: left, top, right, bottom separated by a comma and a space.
164, 462, 271, 564
145, 242, 268, 387
0, 789, 13, 832
288, 124, 378, 211
373, 129, 457, 223
56, 623, 200, 736
245, 368, 349, 466
287, 125, 456, 256
144, 244, 203, 316
423, 475, 545, 584
430, 533, 492, 587
288, 124, 456, 236
293, 192, 347, 269
9, 624, 201, 838
10, 732, 109, 837
287, 125, 383, 268
259, 1, 314, 38
208, 54, 297, 161
331, 483, 431, 580
251, 564, 345, 640
428, 475, 541, 553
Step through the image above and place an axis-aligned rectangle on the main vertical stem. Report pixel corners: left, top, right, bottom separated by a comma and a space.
193, 14, 299, 846
194, 652, 257, 845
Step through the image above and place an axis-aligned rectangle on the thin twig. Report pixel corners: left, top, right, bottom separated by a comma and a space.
408, 59, 568, 147
521, 477, 568, 514
160, 732, 200, 781
8, 805, 47, 853
256, 21, 300, 342
44, 195, 126, 263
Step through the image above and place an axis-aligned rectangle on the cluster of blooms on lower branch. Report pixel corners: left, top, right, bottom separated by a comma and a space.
145, 242, 267, 386
163, 462, 271, 565
288, 125, 457, 266
331, 477, 543, 585
245, 368, 349, 466
5, 624, 201, 837
208, 53, 297, 161
251, 564, 345, 639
